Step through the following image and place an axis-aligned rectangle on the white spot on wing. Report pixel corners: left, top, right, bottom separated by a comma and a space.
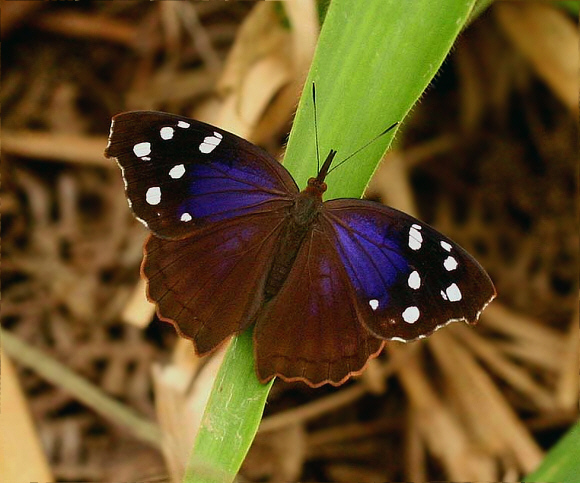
408, 226, 423, 250
408, 271, 421, 289
180, 212, 192, 222
444, 256, 458, 271
369, 299, 379, 311
160, 126, 174, 140
441, 290, 448, 301
146, 186, 161, 205
133, 142, 151, 158
402, 306, 420, 324
199, 132, 222, 154
445, 283, 462, 302
169, 164, 186, 179
411, 223, 422, 230
177, 121, 190, 128
441, 240, 452, 252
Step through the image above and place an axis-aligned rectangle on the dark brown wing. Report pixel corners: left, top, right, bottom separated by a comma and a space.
322, 199, 496, 341
142, 211, 288, 355
253, 219, 384, 387
105, 111, 298, 239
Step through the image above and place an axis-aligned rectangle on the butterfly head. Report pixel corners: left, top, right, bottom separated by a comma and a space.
305, 149, 337, 197
305, 177, 327, 198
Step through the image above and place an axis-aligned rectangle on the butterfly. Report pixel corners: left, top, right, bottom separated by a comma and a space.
105, 110, 496, 387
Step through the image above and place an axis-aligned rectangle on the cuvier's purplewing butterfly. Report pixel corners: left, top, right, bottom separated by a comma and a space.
105, 108, 495, 387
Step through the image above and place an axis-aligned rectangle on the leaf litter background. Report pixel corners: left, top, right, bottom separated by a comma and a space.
1, 1, 578, 482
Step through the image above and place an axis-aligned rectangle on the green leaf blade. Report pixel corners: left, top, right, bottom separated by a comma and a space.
286, 0, 477, 200
183, 329, 273, 483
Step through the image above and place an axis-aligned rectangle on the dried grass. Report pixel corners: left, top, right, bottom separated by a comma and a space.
2, 1, 577, 481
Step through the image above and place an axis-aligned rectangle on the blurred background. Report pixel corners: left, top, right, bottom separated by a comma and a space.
1, 1, 578, 482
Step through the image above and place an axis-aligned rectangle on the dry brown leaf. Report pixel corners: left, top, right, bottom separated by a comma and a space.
260, 383, 367, 434
430, 330, 544, 474
284, 0, 319, 74
122, 279, 155, 328
0, 350, 54, 482
3, 131, 111, 167
218, 2, 291, 96
214, 1, 318, 137
495, 1, 578, 115
453, 324, 556, 411
33, 11, 137, 47
555, 312, 580, 410
482, 303, 566, 368
244, 424, 306, 481
389, 343, 497, 480
365, 150, 417, 215
326, 464, 389, 483
0, 0, 47, 38
152, 344, 226, 483
127, 69, 217, 108
217, 54, 291, 138
405, 412, 427, 482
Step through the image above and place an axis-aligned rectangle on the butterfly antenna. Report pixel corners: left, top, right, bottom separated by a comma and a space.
327, 121, 399, 175
312, 82, 321, 174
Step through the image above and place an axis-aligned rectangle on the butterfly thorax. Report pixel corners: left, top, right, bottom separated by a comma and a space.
264, 190, 323, 300
263, 152, 334, 299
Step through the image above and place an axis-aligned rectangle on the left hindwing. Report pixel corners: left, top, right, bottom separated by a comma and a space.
142, 209, 288, 356
105, 111, 298, 239
323, 199, 496, 342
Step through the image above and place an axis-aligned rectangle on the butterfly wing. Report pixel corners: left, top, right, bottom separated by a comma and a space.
322, 199, 496, 341
254, 198, 494, 386
106, 111, 299, 354
142, 211, 287, 355
106, 111, 495, 385
105, 111, 298, 239
254, 222, 385, 387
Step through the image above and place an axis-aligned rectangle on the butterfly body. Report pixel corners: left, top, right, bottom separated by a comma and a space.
106, 111, 496, 387
264, 204, 318, 299
265, 156, 336, 298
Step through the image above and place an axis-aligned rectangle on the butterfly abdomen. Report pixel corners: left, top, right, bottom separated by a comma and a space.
264, 192, 323, 299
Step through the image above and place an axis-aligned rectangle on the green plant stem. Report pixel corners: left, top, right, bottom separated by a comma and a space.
183, 329, 273, 483
185, 0, 477, 480
1, 327, 162, 448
